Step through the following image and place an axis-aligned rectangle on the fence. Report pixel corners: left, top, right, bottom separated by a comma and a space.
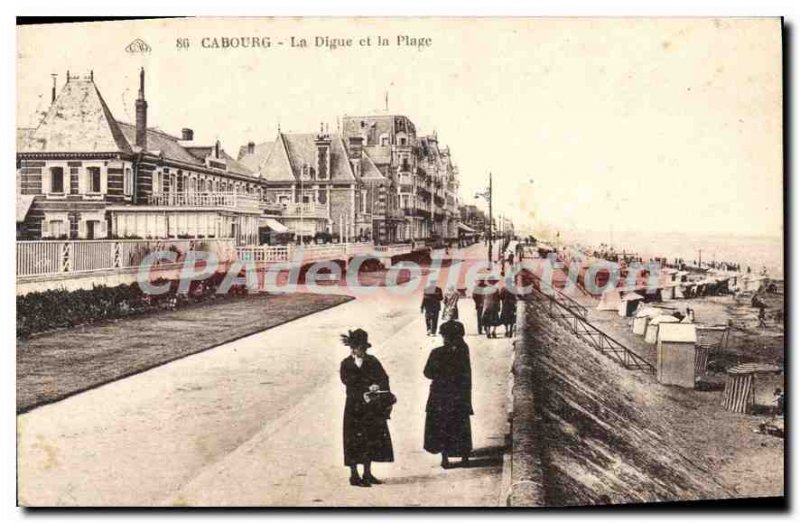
527, 277, 655, 374
147, 191, 261, 212
18, 239, 417, 279
235, 242, 396, 265
17, 239, 236, 278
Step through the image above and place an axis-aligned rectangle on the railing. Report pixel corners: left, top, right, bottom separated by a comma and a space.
374, 243, 413, 257
17, 239, 237, 278
522, 267, 654, 374
147, 191, 261, 212
279, 202, 328, 218
236, 242, 379, 265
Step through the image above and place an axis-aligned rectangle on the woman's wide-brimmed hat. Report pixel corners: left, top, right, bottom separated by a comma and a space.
340, 328, 372, 349
439, 320, 466, 339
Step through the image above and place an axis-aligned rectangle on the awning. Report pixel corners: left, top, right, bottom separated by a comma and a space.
457, 222, 477, 233
17, 194, 34, 223
259, 217, 288, 233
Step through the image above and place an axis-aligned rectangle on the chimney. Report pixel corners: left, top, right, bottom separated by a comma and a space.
315, 133, 332, 179
214, 140, 220, 159
135, 68, 148, 150
51, 74, 57, 103
181, 128, 194, 141
247, 141, 255, 154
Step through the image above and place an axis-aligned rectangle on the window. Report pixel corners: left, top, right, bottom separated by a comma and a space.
47, 220, 67, 238
361, 190, 367, 214
87, 167, 101, 193
153, 171, 162, 193
400, 137, 407, 146
124, 168, 133, 196
49, 167, 64, 193
380, 134, 390, 146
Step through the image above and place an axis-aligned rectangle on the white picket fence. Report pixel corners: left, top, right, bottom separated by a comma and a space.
17, 239, 236, 278
17, 240, 418, 278
235, 242, 413, 264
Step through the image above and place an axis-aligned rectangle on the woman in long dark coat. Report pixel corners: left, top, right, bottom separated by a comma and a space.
499, 286, 518, 338
481, 283, 501, 338
340, 329, 394, 487
423, 320, 473, 468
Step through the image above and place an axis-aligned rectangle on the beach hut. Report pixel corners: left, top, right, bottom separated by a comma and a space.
632, 307, 661, 336
742, 275, 766, 293
618, 292, 645, 317
597, 288, 622, 311
645, 315, 680, 344
659, 284, 676, 301
656, 323, 698, 388
721, 363, 783, 414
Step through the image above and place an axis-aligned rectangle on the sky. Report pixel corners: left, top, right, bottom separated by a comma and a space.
17, 18, 783, 239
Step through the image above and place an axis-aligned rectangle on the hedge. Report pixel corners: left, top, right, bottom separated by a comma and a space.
17, 272, 248, 339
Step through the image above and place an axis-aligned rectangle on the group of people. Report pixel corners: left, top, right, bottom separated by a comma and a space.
472, 280, 518, 338
339, 320, 475, 487
420, 281, 518, 339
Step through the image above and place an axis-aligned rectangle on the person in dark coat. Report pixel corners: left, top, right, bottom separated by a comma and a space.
499, 286, 518, 337
472, 280, 486, 334
421, 284, 444, 336
481, 281, 501, 338
424, 320, 473, 469
339, 329, 394, 487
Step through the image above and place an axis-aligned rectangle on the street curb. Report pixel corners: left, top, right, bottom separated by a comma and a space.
504, 300, 546, 507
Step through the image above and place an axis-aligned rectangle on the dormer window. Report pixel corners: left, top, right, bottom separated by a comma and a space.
302, 164, 311, 180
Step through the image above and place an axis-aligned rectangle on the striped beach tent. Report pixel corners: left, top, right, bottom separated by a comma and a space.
721, 363, 782, 414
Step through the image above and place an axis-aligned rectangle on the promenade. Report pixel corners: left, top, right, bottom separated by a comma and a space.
17, 243, 514, 507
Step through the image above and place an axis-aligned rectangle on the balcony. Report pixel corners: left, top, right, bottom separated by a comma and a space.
280, 202, 328, 219
386, 208, 405, 221
146, 191, 261, 212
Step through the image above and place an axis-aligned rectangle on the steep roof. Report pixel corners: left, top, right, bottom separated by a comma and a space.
266, 133, 355, 182
363, 145, 392, 165
116, 122, 256, 177
19, 78, 132, 154
237, 141, 275, 172
259, 134, 296, 182
117, 122, 198, 164
360, 152, 387, 183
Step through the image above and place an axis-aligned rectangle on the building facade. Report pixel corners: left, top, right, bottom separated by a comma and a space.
340, 115, 460, 243
17, 70, 467, 248
17, 70, 271, 246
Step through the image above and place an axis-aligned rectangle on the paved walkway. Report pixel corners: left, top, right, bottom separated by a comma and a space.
18, 243, 513, 507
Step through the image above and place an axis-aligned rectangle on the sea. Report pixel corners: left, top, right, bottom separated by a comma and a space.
562, 230, 784, 279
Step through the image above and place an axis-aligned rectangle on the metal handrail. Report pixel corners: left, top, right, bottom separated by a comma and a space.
528, 280, 656, 374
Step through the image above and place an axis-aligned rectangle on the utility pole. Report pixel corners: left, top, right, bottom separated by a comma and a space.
488, 172, 493, 264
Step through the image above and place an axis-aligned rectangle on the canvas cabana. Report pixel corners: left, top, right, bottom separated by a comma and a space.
596, 288, 622, 311
633, 307, 662, 336
645, 314, 680, 344
722, 363, 783, 414
659, 283, 676, 301
618, 292, 645, 317
656, 323, 699, 388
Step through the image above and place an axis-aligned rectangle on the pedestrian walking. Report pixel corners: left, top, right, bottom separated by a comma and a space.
481, 281, 501, 338
472, 280, 486, 335
424, 320, 473, 469
339, 329, 394, 487
441, 285, 460, 322
499, 285, 518, 337
421, 284, 444, 336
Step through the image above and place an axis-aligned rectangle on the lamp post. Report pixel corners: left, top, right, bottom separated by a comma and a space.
475, 172, 493, 264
